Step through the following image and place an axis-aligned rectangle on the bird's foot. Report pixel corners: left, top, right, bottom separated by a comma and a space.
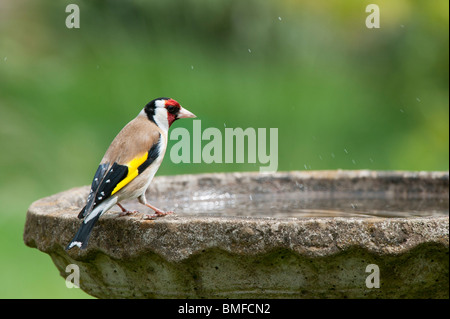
143, 210, 174, 220
118, 210, 139, 217
117, 203, 139, 217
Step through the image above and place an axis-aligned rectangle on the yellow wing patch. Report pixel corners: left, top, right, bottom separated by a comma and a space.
111, 152, 148, 195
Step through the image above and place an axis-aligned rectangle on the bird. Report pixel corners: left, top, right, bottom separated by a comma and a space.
66, 97, 196, 250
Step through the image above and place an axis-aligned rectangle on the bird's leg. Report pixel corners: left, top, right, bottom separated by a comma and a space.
117, 203, 139, 217
138, 195, 173, 220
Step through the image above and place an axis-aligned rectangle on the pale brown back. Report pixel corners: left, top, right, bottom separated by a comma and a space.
101, 115, 163, 165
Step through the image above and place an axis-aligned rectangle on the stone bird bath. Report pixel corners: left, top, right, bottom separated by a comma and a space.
24, 170, 449, 298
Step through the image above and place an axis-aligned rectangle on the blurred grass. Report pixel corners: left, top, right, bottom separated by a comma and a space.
0, 0, 448, 298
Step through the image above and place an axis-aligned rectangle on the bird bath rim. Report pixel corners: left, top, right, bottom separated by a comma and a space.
24, 170, 449, 262
23, 170, 449, 298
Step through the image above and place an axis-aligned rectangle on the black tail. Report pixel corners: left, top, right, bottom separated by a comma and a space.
66, 213, 101, 250
77, 205, 86, 219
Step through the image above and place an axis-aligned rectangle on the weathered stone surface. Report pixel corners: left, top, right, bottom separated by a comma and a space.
23, 171, 449, 298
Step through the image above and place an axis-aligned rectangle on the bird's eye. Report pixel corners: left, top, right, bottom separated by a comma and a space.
167, 105, 177, 114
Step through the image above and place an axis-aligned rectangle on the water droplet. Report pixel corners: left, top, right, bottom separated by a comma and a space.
344, 148, 349, 154
191, 65, 194, 70
369, 158, 374, 163
352, 159, 356, 165
248, 49, 252, 53
416, 97, 421, 102
278, 17, 282, 21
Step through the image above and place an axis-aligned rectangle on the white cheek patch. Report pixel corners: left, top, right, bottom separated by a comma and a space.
154, 107, 169, 132
155, 100, 166, 108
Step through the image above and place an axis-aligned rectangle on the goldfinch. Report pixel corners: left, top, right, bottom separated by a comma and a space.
66, 97, 196, 250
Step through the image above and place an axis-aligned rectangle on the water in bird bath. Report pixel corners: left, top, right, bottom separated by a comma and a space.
122, 192, 449, 218
115, 171, 449, 219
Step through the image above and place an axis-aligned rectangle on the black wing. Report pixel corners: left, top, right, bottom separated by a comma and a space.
78, 135, 161, 219
78, 162, 128, 218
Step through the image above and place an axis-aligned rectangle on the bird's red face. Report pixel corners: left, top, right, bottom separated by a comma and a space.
144, 97, 196, 129
164, 98, 196, 127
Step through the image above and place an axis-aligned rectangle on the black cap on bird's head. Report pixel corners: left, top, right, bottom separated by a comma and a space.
144, 97, 196, 128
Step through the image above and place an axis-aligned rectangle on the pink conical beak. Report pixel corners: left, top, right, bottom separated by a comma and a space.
178, 106, 196, 119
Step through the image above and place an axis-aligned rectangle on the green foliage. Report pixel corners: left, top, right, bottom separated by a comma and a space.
0, 0, 447, 298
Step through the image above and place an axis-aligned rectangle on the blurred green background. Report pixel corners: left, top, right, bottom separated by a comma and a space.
0, 0, 448, 298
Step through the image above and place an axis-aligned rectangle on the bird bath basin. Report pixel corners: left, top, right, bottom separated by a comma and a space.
23, 170, 449, 298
